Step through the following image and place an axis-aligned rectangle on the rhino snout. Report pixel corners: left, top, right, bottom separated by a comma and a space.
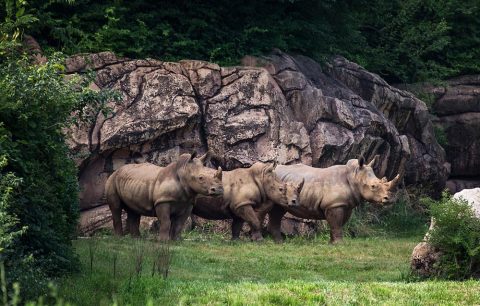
209, 186, 224, 196
381, 193, 395, 204
289, 198, 300, 206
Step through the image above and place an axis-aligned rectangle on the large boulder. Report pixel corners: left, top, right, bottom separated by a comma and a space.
425, 75, 480, 193
453, 188, 480, 218
65, 51, 447, 235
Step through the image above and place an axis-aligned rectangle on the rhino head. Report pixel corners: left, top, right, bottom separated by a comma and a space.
262, 162, 289, 205
349, 155, 400, 205
176, 151, 223, 197
286, 178, 304, 207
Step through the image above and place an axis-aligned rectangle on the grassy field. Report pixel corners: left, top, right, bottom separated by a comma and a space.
56, 231, 480, 305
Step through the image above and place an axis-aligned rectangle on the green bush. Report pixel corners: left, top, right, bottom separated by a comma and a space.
0, 155, 24, 262
0, 2, 120, 300
14, 0, 479, 83
424, 193, 480, 279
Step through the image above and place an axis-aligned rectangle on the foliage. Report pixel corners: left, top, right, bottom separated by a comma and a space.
24, 0, 365, 66
0, 1, 120, 300
8, 0, 477, 83
0, 0, 38, 55
345, 190, 428, 238
433, 125, 449, 148
54, 235, 480, 305
1, 263, 72, 306
423, 192, 480, 279
0, 156, 24, 263
347, 0, 480, 83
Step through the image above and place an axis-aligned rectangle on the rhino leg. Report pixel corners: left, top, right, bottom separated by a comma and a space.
154, 202, 172, 241
267, 205, 286, 243
325, 207, 346, 244
231, 217, 244, 240
126, 211, 141, 237
170, 206, 193, 240
256, 201, 273, 227
234, 205, 263, 241
111, 207, 124, 236
106, 191, 124, 236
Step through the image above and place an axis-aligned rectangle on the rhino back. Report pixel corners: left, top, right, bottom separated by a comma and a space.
277, 164, 356, 213
283, 181, 326, 219
276, 164, 347, 184
112, 163, 166, 214
226, 167, 263, 209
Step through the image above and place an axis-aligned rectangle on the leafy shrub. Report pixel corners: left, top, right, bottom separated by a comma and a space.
423, 193, 480, 279
17, 0, 480, 83
0, 155, 24, 262
0, 2, 120, 299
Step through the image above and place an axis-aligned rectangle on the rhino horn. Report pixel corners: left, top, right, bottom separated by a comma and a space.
199, 151, 210, 164
215, 166, 223, 180
367, 155, 379, 167
388, 174, 401, 189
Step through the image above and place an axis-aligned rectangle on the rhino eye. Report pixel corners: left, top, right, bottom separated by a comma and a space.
370, 184, 376, 189
199, 176, 205, 181
279, 187, 284, 192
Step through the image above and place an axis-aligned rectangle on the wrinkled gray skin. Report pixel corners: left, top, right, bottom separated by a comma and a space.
105, 152, 223, 241
193, 162, 299, 241
268, 156, 400, 244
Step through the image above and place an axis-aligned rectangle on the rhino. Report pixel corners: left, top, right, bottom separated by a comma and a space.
105, 152, 223, 241
267, 156, 401, 244
192, 162, 302, 241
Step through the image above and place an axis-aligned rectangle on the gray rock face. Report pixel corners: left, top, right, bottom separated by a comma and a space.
427, 75, 480, 193
321, 56, 448, 190
265, 52, 416, 179
65, 51, 447, 234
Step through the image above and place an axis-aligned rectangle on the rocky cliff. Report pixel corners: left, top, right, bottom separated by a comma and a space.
425, 75, 480, 193
65, 50, 449, 235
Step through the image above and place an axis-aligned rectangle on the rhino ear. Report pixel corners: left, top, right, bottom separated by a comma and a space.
265, 163, 275, 173
297, 178, 305, 191
358, 156, 365, 168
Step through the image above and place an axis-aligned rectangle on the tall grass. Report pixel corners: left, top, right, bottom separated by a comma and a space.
152, 242, 173, 279
53, 234, 480, 305
346, 189, 428, 238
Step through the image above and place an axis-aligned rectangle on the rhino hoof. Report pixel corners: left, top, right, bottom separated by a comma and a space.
329, 239, 343, 245
251, 233, 264, 241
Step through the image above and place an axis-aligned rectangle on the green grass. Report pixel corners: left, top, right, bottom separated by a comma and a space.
55, 232, 480, 305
